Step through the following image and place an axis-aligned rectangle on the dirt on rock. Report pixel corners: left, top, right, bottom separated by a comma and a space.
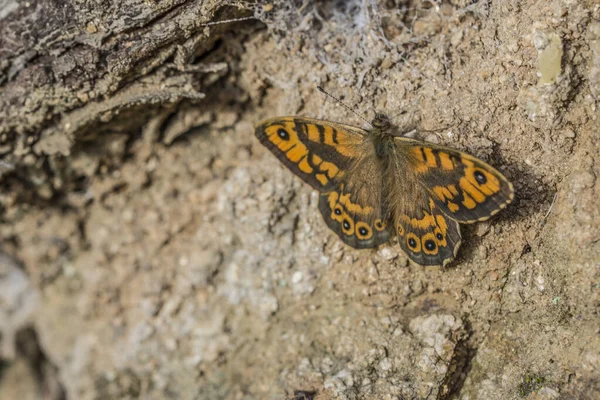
1, 1, 599, 399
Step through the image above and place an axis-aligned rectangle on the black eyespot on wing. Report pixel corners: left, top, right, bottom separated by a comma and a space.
359, 227, 368, 236
277, 128, 290, 140
474, 170, 487, 184
343, 220, 351, 230
424, 240, 436, 251
408, 238, 417, 248
436, 233, 443, 240
334, 208, 342, 216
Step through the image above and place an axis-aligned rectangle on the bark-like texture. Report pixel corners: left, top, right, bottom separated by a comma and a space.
0, 0, 252, 201
1, 1, 599, 399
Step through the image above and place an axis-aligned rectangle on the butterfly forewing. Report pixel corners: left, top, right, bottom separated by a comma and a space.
255, 117, 366, 191
395, 138, 515, 223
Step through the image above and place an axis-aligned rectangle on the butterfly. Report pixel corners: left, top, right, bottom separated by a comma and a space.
254, 114, 514, 266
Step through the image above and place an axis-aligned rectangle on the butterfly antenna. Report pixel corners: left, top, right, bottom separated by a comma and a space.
201, 16, 256, 26
390, 109, 407, 121
317, 86, 372, 127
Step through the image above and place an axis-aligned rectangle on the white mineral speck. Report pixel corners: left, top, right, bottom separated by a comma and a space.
292, 271, 303, 284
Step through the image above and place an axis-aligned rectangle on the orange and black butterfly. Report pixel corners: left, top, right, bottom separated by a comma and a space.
254, 114, 514, 266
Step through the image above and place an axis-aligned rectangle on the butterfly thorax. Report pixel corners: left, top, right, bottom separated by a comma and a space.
369, 114, 441, 232
369, 114, 396, 159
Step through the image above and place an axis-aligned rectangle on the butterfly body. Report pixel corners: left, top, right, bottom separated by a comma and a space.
255, 115, 514, 266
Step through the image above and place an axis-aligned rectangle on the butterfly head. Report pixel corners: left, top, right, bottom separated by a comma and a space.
370, 113, 393, 138
372, 113, 391, 129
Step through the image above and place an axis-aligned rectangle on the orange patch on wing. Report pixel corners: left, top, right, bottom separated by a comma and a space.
336, 145, 360, 158
460, 177, 486, 203
435, 214, 448, 234
462, 192, 477, 209
298, 157, 313, 173
286, 144, 308, 162
330, 206, 344, 222
322, 125, 361, 157
322, 126, 336, 146
433, 214, 449, 247
413, 147, 426, 162
306, 124, 320, 141
447, 202, 460, 213
424, 148, 437, 168
338, 192, 373, 216
328, 191, 340, 208
433, 186, 455, 202
316, 173, 328, 186
471, 170, 500, 195
439, 152, 454, 170
433, 228, 447, 246
319, 161, 340, 179
410, 147, 432, 172
400, 212, 436, 230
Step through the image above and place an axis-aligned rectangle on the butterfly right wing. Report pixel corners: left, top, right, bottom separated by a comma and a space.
395, 137, 514, 223
255, 117, 366, 192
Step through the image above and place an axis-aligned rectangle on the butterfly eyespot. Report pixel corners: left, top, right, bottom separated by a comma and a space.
342, 217, 354, 235
334, 208, 342, 216
374, 219, 387, 231
424, 240, 437, 251
397, 223, 405, 236
436, 233, 443, 240
474, 170, 487, 184
277, 128, 290, 140
407, 237, 418, 249
355, 222, 373, 240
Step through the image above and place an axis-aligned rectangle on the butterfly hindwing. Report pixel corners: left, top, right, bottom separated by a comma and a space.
318, 183, 393, 249
395, 197, 462, 266
255, 117, 366, 191
396, 138, 515, 223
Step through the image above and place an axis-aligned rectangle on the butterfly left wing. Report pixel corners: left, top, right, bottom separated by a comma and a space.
256, 117, 394, 248
395, 138, 515, 223
255, 117, 366, 192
